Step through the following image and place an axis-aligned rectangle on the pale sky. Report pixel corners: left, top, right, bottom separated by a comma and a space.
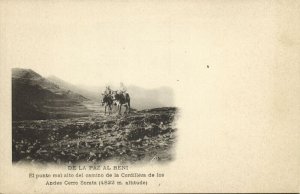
2, 1, 277, 88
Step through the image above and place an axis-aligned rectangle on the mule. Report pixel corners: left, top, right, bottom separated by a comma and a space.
101, 93, 113, 115
112, 91, 130, 115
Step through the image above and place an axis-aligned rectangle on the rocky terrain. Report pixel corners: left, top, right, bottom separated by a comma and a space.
12, 68, 177, 165
12, 102, 177, 165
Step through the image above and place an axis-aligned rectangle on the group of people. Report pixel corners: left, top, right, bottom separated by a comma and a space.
103, 82, 127, 96
101, 82, 131, 115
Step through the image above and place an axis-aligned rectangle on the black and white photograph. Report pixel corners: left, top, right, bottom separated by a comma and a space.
12, 68, 177, 165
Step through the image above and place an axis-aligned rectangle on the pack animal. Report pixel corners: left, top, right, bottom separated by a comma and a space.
112, 91, 130, 115
101, 93, 113, 115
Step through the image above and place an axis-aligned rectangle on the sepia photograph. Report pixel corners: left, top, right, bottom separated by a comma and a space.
12, 68, 177, 165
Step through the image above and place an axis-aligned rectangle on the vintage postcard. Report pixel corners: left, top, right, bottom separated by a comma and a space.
0, 0, 299, 193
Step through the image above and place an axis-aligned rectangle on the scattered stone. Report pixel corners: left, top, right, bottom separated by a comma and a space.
12, 107, 177, 164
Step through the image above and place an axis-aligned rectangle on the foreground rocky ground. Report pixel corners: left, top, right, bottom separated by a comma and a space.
12, 103, 177, 165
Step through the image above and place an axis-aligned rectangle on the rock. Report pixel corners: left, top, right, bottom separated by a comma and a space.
127, 128, 145, 140
89, 152, 96, 157
112, 125, 119, 130
104, 146, 114, 151
85, 142, 91, 148
145, 124, 160, 137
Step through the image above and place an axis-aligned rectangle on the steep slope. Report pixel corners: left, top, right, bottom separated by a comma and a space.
12, 68, 92, 121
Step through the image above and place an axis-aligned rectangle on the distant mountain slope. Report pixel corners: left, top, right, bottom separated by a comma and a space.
126, 85, 174, 110
47, 75, 97, 101
12, 68, 92, 121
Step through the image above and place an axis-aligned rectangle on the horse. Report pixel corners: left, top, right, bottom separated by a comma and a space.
111, 91, 130, 115
101, 93, 113, 115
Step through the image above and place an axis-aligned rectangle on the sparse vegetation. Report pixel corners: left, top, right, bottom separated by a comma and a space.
13, 106, 177, 164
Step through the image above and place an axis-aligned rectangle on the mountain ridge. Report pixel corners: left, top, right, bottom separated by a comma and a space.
12, 68, 92, 121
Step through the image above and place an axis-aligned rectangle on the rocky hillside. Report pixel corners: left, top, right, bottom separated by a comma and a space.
12, 68, 92, 121
12, 106, 177, 164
